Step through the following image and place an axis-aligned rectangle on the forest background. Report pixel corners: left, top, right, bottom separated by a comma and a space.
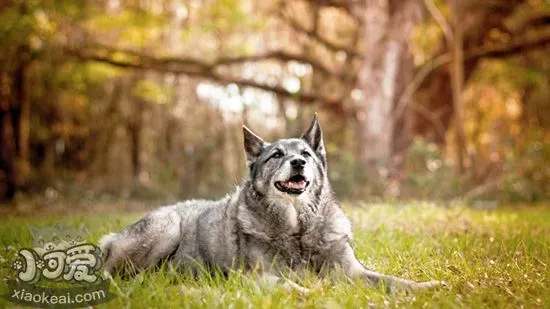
1, 0, 549, 210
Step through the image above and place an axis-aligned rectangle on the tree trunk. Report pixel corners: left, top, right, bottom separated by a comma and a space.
357, 0, 420, 167
0, 45, 31, 201
127, 97, 144, 181
13, 50, 32, 184
0, 86, 17, 201
413, 0, 526, 145
450, 0, 467, 174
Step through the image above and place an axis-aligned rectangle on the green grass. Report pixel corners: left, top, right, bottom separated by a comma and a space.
1, 203, 548, 308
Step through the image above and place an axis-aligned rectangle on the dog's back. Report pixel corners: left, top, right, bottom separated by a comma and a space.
100, 197, 235, 274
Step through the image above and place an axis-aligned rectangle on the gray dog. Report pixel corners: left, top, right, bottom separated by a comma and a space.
99, 115, 441, 292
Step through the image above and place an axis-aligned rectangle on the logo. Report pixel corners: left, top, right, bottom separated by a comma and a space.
2, 224, 116, 308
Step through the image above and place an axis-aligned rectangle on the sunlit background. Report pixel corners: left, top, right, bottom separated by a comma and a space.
1, 0, 549, 209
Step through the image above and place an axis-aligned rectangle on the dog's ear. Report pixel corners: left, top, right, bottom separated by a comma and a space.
301, 113, 326, 166
29, 226, 40, 238
243, 125, 265, 164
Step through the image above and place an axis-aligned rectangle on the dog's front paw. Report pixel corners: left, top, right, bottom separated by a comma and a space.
283, 279, 312, 295
389, 280, 446, 293
412, 280, 447, 290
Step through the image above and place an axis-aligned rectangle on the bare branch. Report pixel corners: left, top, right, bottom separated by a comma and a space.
395, 27, 550, 121
410, 27, 550, 83
275, 10, 362, 59
67, 25, 550, 114
66, 46, 344, 105
393, 53, 451, 121
216, 50, 343, 78
310, 0, 352, 15
465, 28, 550, 60
410, 102, 448, 139
423, 0, 454, 45
78, 41, 344, 79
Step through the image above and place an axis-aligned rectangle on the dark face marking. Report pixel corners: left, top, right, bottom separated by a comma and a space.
249, 138, 325, 197
242, 115, 327, 203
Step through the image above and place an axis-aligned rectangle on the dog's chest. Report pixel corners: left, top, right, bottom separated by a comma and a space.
261, 219, 329, 270
240, 201, 337, 271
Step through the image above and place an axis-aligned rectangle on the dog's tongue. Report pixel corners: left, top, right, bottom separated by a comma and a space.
286, 179, 307, 189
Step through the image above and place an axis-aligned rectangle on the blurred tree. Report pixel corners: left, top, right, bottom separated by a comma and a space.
0, 0, 33, 201
0, 0, 549, 203
413, 0, 550, 145
355, 0, 422, 169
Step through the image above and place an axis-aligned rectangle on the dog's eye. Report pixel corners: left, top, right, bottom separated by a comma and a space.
272, 151, 283, 159
301, 151, 311, 157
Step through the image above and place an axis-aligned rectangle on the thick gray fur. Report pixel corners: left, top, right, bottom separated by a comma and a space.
99, 115, 442, 292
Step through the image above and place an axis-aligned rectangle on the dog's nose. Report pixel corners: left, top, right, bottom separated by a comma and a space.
290, 157, 306, 168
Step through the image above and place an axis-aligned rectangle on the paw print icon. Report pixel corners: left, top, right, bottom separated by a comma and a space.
36, 259, 45, 270
12, 259, 24, 271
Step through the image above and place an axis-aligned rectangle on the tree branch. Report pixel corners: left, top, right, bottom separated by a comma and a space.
66, 46, 344, 105
465, 28, 550, 60
78, 42, 343, 79
216, 50, 342, 78
423, 0, 454, 45
67, 26, 550, 112
275, 10, 362, 59
393, 53, 451, 121
411, 27, 550, 82
396, 27, 550, 126
310, 0, 352, 15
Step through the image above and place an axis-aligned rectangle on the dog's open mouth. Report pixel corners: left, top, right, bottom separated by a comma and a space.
275, 175, 309, 194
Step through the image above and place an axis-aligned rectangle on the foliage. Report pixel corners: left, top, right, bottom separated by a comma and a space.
500, 129, 550, 202
133, 79, 172, 105
402, 138, 461, 200
1, 0, 549, 203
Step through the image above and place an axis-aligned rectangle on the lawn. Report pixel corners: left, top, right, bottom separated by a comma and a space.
0, 203, 548, 308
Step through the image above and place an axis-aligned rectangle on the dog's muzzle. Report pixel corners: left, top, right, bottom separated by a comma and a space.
275, 174, 310, 194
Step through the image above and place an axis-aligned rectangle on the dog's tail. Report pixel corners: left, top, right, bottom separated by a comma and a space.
98, 232, 119, 261
98, 232, 126, 294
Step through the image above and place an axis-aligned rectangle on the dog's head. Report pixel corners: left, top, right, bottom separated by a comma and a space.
243, 115, 327, 202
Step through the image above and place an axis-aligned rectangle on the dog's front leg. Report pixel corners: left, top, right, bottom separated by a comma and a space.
337, 243, 442, 292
